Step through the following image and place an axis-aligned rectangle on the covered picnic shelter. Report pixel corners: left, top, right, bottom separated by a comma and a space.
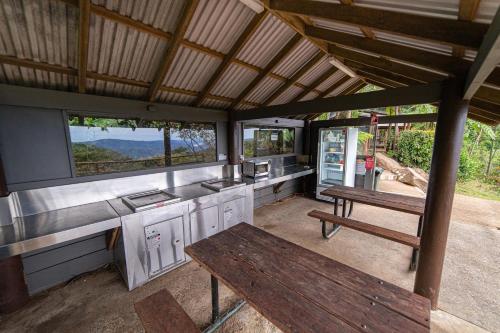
0, 0, 499, 331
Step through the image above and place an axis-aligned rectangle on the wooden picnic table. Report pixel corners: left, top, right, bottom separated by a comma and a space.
320, 185, 426, 270
185, 223, 431, 333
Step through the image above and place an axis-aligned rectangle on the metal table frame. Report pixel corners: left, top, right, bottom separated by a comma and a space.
203, 275, 246, 333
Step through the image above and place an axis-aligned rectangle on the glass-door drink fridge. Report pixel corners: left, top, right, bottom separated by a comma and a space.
316, 126, 376, 202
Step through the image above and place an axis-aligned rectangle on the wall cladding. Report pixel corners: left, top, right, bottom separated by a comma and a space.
254, 178, 303, 209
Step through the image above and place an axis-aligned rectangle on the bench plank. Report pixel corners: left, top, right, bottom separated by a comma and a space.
308, 210, 421, 248
229, 223, 430, 328
135, 289, 199, 333
209, 230, 428, 332
321, 185, 425, 216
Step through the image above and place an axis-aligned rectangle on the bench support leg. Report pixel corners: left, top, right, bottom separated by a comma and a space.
410, 216, 424, 271
322, 220, 341, 239
204, 275, 246, 333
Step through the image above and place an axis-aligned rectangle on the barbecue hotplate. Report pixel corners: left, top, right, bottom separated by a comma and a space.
201, 179, 246, 192
122, 190, 181, 212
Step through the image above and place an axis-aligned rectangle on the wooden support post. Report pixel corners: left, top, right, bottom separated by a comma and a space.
0, 256, 29, 313
414, 79, 469, 309
228, 113, 240, 165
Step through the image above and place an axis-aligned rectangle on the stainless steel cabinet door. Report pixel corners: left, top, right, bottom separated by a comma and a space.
222, 197, 245, 230
144, 216, 185, 277
190, 205, 219, 243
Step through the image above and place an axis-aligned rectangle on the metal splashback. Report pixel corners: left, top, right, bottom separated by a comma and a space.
4, 164, 240, 218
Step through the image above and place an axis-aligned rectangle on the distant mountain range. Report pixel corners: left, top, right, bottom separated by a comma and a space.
79, 139, 207, 159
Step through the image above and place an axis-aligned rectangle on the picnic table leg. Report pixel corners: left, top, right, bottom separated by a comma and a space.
204, 276, 246, 333
322, 197, 341, 239
211, 275, 219, 322
342, 199, 347, 217
348, 200, 354, 217
409, 216, 424, 271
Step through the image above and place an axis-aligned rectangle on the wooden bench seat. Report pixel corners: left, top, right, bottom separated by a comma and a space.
308, 210, 420, 249
135, 289, 200, 333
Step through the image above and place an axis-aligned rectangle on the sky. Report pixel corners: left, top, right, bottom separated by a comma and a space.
69, 126, 183, 142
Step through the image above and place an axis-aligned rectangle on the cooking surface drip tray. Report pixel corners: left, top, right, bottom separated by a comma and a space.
122, 190, 181, 212
201, 179, 246, 192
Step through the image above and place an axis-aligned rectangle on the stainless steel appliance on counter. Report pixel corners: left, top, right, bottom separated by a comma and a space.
242, 160, 271, 178
201, 178, 246, 192
121, 190, 181, 212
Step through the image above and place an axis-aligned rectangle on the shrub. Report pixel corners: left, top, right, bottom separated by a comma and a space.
457, 150, 481, 181
396, 130, 434, 172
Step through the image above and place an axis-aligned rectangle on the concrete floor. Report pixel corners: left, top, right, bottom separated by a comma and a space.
0, 180, 498, 332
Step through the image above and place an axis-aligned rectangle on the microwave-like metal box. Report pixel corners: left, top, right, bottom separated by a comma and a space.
242, 160, 271, 178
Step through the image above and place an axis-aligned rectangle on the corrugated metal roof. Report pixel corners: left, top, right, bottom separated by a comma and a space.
162, 45, 221, 91
325, 77, 359, 97
269, 85, 303, 105
200, 98, 231, 109
156, 90, 197, 105
355, 0, 459, 20
88, 13, 168, 82
0, 63, 76, 90
297, 56, 332, 86
272, 38, 319, 78
476, 0, 500, 23
312, 18, 364, 36
374, 31, 453, 55
316, 70, 345, 92
245, 76, 283, 103
184, 0, 255, 53
234, 103, 254, 110
0, 0, 78, 67
210, 63, 259, 98
92, 0, 185, 33
86, 78, 147, 98
236, 14, 296, 68
299, 91, 319, 102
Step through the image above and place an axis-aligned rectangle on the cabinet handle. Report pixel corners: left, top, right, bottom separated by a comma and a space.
175, 239, 180, 243
212, 225, 216, 229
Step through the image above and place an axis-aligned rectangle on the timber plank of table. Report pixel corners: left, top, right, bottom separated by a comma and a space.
185, 223, 430, 333
321, 184, 425, 215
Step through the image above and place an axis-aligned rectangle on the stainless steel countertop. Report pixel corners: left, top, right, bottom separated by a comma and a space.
244, 165, 316, 189
0, 165, 315, 259
0, 201, 120, 259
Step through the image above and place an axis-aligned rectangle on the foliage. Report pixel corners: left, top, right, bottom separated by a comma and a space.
396, 130, 435, 172
357, 131, 373, 144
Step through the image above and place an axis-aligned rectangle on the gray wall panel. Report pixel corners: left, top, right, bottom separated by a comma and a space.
253, 178, 303, 208
0, 106, 72, 184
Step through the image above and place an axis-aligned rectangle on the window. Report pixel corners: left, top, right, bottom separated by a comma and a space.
243, 125, 294, 158
68, 117, 216, 177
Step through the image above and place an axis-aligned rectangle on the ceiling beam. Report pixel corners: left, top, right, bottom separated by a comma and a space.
347, 61, 427, 85
317, 75, 351, 98
78, 0, 90, 93
270, 0, 489, 49
453, 0, 482, 57
475, 86, 500, 105
308, 26, 468, 75
233, 81, 444, 121
463, 7, 500, 99
229, 34, 302, 110
193, 11, 268, 106
291, 67, 339, 103
0, 55, 76, 76
146, 0, 199, 102
263, 52, 324, 105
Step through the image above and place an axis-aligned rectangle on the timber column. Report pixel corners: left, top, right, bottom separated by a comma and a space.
228, 112, 241, 165
414, 79, 469, 309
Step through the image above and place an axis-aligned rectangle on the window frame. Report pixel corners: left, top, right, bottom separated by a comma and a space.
66, 115, 219, 178
242, 124, 296, 159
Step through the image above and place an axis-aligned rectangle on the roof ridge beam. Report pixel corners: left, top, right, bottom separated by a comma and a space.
234, 81, 444, 121
146, 0, 199, 102
270, 0, 489, 49
193, 11, 268, 106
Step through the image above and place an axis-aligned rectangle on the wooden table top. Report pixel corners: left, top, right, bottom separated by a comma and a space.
321, 185, 426, 215
185, 223, 430, 333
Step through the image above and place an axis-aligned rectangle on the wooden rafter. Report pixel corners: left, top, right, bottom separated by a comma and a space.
263, 52, 324, 105
347, 61, 428, 85
269, 0, 489, 49
193, 12, 268, 106
317, 75, 351, 98
146, 0, 199, 101
463, 7, 500, 99
229, 34, 302, 110
291, 67, 338, 103
78, 0, 90, 93
453, 0, 482, 57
